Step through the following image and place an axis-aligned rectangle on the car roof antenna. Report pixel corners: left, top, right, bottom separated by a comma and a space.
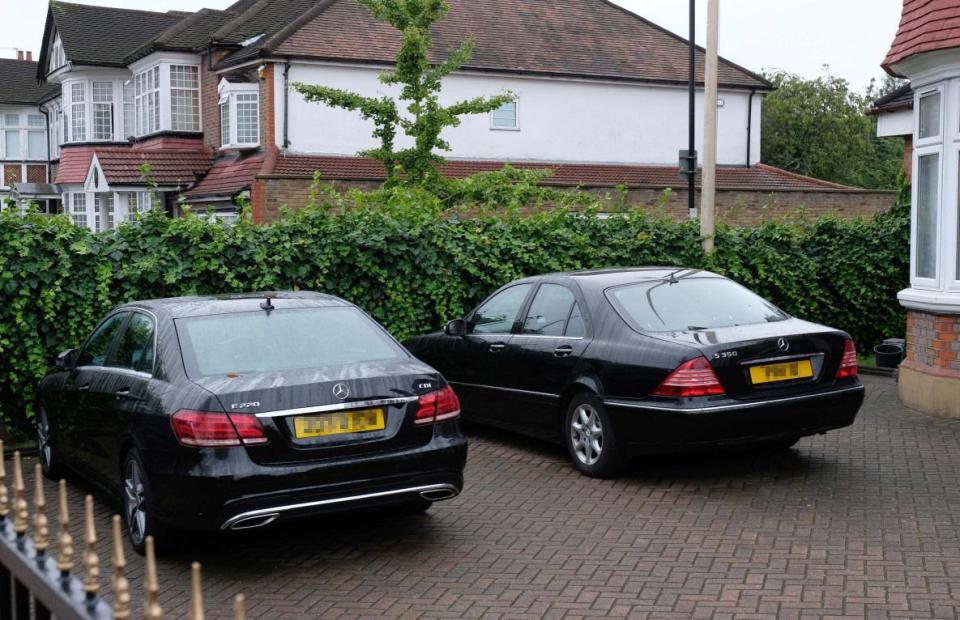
260, 296, 275, 314
667, 269, 682, 284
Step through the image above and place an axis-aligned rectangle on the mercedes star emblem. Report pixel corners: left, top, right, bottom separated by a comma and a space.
332, 383, 350, 400
777, 338, 790, 353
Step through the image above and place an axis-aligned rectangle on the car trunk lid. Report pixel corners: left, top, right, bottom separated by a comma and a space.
647, 319, 850, 399
190, 359, 442, 465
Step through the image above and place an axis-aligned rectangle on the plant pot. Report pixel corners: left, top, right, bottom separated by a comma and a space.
874, 343, 904, 369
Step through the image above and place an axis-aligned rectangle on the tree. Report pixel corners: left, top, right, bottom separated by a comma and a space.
292, 0, 514, 189
761, 70, 905, 190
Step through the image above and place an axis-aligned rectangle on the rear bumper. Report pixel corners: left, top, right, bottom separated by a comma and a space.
143, 422, 467, 531
603, 383, 865, 454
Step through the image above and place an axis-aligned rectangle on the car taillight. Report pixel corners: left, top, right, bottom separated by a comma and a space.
652, 356, 726, 397
415, 386, 461, 425
171, 410, 269, 447
836, 339, 858, 378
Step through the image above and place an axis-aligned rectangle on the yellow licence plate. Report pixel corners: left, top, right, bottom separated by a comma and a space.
749, 360, 814, 385
294, 408, 385, 439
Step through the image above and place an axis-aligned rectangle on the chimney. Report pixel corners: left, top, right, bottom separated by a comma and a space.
26, 51, 32, 61
17, 50, 23, 61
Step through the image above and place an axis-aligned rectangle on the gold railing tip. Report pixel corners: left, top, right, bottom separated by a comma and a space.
12, 451, 27, 535
111, 514, 131, 620
83, 494, 100, 596
234, 593, 246, 620
58, 479, 74, 574
191, 561, 205, 620
33, 462, 49, 552
144, 536, 162, 620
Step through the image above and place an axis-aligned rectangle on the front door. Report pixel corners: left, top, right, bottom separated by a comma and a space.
65, 312, 129, 477
505, 284, 590, 438
446, 283, 534, 424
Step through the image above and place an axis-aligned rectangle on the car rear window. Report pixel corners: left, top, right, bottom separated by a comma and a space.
176, 307, 405, 377
606, 277, 788, 332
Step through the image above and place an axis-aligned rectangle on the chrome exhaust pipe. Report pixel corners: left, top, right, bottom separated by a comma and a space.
229, 513, 280, 530
419, 487, 459, 502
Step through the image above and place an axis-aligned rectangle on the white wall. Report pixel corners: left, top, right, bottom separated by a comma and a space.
280, 62, 762, 166
877, 109, 912, 138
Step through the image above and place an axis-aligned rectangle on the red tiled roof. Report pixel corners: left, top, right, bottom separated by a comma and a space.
260, 0, 769, 89
96, 148, 212, 186
184, 154, 265, 197
54, 147, 95, 184
267, 155, 862, 192
883, 0, 960, 74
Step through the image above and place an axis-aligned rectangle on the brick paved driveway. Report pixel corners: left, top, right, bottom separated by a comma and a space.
29, 375, 960, 618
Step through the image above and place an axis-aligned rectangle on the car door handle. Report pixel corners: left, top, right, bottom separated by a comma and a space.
76, 384, 90, 392
489, 343, 506, 353
115, 387, 131, 398
554, 345, 574, 358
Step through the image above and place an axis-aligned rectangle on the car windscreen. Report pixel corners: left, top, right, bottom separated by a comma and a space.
606, 277, 789, 332
176, 307, 405, 377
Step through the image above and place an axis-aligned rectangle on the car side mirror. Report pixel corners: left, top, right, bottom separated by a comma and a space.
444, 319, 468, 337
56, 348, 78, 371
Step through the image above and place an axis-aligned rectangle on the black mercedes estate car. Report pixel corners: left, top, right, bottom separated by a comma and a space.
36, 292, 467, 553
405, 268, 865, 477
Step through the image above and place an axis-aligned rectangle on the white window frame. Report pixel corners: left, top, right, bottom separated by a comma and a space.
91, 81, 114, 141
169, 64, 201, 132
916, 86, 944, 148
490, 100, 520, 131
910, 84, 946, 289
134, 66, 161, 137
68, 193, 88, 229
218, 80, 259, 149
49, 33, 65, 73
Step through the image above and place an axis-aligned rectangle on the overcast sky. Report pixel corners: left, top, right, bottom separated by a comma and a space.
3, 0, 904, 92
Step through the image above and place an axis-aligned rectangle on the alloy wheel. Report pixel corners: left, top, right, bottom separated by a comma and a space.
570, 404, 603, 466
124, 458, 148, 546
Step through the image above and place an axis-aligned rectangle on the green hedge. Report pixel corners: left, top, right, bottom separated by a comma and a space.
0, 195, 908, 429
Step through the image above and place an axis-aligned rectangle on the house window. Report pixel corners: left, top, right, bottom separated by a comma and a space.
71, 82, 86, 142
26, 165, 46, 184
491, 101, 518, 130
70, 193, 87, 228
92, 82, 113, 141
3, 165, 19, 187
28, 115, 44, 128
170, 65, 200, 132
28, 131, 46, 159
919, 92, 941, 140
3, 114, 19, 127
4, 130, 20, 159
49, 33, 65, 72
220, 101, 230, 146
235, 93, 259, 144
127, 192, 153, 222
218, 85, 259, 148
123, 80, 134, 139
135, 67, 160, 136
916, 153, 940, 280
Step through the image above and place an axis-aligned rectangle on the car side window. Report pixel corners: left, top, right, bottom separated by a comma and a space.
109, 313, 156, 374
523, 284, 576, 336
565, 303, 586, 338
77, 313, 128, 368
471, 284, 533, 334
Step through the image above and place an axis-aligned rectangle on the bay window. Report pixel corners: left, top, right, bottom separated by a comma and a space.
92, 82, 114, 140
69, 194, 87, 228
170, 65, 200, 132
135, 67, 160, 136
218, 81, 259, 148
70, 83, 86, 142
915, 153, 940, 279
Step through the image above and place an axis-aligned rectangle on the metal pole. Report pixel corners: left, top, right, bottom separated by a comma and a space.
688, 0, 697, 220
701, 0, 719, 253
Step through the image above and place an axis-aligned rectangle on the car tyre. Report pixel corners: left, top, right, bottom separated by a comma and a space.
122, 449, 173, 555
37, 407, 64, 480
564, 393, 625, 478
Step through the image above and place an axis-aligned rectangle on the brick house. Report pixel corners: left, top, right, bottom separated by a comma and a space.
882, 0, 960, 417
32, 0, 894, 229
0, 54, 59, 210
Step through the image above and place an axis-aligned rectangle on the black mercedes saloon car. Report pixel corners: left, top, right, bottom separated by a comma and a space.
405, 268, 865, 478
36, 292, 467, 553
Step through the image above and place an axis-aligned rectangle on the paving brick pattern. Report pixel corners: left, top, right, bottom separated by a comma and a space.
18, 376, 960, 618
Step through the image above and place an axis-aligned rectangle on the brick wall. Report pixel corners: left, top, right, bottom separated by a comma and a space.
200, 50, 232, 153
260, 63, 276, 149
906, 311, 960, 372
255, 176, 895, 225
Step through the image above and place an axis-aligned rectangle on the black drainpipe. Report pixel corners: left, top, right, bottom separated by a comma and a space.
283, 60, 291, 149
39, 104, 52, 213
746, 88, 756, 167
